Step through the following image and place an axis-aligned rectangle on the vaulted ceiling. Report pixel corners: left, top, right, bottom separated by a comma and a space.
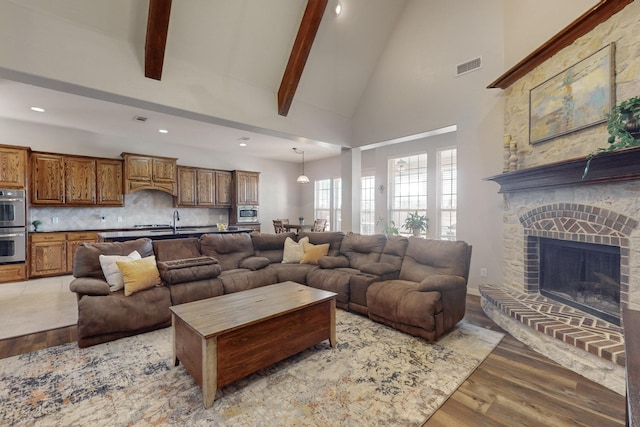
0, 0, 407, 162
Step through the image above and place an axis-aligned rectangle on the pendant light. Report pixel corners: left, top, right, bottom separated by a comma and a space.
293, 148, 310, 184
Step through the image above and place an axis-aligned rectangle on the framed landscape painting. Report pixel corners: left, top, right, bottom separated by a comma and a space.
529, 43, 614, 144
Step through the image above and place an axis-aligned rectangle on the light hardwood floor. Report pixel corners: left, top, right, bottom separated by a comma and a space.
0, 295, 625, 426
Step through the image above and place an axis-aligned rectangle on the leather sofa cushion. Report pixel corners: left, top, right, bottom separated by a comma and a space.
399, 238, 471, 283
153, 238, 201, 261
200, 233, 255, 271
251, 232, 296, 263
339, 233, 387, 269
239, 256, 270, 270
159, 263, 222, 285
297, 231, 345, 257
379, 236, 409, 271
73, 238, 154, 280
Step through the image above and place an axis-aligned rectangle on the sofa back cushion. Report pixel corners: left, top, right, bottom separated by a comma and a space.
379, 235, 409, 271
200, 233, 255, 271
399, 238, 472, 283
251, 232, 297, 263
152, 237, 201, 261
73, 238, 154, 279
297, 231, 345, 257
338, 233, 387, 270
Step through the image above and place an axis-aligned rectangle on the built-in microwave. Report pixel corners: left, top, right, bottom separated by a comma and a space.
0, 189, 26, 228
237, 205, 259, 223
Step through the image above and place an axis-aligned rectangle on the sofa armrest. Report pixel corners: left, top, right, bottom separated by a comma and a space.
360, 262, 398, 276
70, 277, 111, 296
238, 256, 270, 271
318, 255, 349, 269
417, 275, 466, 292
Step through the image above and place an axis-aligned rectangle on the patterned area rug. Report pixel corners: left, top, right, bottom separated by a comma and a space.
0, 310, 503, 426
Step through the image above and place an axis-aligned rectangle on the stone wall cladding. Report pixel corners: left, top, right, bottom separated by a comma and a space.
504, 1, 640, 170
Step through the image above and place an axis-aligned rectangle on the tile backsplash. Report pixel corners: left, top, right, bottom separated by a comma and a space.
28, 191, 230, 232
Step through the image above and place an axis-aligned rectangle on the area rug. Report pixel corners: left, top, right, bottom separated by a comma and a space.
0, 310, 503, 426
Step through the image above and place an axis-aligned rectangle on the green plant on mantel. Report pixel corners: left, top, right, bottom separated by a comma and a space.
402, 211, 429, 237
583, 95, 640, 179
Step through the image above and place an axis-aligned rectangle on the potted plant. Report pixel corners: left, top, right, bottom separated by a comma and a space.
402, 211, 428, 237
298, 216, 304, 225
584, 95, 640, 178
376, 217, 399, 237
32, 220, 43, 232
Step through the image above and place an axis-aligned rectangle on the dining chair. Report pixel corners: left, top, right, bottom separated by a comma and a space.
312, 218, 327, 232
273, 220, 285, 234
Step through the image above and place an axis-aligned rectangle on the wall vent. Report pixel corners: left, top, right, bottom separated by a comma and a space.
133, 115, 148, 122
456, 57, 482, 76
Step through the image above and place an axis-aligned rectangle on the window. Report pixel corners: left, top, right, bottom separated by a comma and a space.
388, 154, 428, 236
438, 148, 457, 240
360, 175, 375, 234
314, 178, 341, 231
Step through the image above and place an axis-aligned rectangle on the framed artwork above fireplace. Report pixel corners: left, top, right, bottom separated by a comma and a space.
529, 43, 615, 144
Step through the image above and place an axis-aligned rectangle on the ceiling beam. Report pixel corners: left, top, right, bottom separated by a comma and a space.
145, 0, 172, 80
277, 0, 328, 117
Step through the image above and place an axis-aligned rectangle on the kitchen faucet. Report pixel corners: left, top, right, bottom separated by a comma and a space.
172, 210, 180, 234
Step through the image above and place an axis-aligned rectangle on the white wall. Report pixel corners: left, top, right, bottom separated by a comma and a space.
1, 117, 300, 233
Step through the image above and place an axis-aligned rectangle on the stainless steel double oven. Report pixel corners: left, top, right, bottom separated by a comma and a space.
0, 189, 26, 264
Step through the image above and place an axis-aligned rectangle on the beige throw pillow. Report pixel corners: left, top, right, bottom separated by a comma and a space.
117, 256, 162, 297
99, 250, 142, 291
281, 236, 309, 264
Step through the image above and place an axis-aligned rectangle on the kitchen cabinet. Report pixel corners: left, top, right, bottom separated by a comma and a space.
176, 167, 232, 208
0, 145, 28, 189
66, 231, 99, 273
29, 233, 67, 277
65, 157, 96, 205
234, 170, 259, 205
96, 159, 124, 206
29, 231, 99, 278
31, 153, 124, 207
31, 153, 65, 205
0, 263, 27, 283
122, 153, 177, 196
215, 170, 232, 207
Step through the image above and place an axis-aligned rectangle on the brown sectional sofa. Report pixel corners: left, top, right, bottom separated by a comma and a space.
70, 231, 471, 348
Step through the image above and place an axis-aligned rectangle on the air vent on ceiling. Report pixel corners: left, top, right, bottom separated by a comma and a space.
456, 57, 482, 76
133, 115, 148, 122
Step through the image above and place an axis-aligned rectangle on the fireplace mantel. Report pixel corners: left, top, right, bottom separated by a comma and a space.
485, 146, 640, 193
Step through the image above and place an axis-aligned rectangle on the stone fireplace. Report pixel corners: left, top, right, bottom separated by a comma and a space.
481, 148, 640, 394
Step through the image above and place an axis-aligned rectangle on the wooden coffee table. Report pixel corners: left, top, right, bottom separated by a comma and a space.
170, 281, 337, 408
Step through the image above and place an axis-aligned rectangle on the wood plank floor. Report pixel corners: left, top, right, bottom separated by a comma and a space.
0, 295, 625, 426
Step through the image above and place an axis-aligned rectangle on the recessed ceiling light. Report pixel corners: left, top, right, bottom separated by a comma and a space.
334, 1, 342, 15
239, 143, 247, 147
30, 107, 45, 112
158, 129, 168, 134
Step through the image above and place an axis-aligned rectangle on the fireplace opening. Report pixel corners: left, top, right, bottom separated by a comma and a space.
539, 237, 620, 325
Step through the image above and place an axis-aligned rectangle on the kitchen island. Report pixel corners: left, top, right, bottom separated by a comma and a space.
99, 226, 254, 242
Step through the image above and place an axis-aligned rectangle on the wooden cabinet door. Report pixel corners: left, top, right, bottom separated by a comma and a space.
31, 153, 65, 205
153, 158, 176, 183
177, 166, 197, 206
65, 157, 96, 205
244, 173, 259, 205
66, 232, 99, 274
96, 159, 123, 206
0, 146, 28, 189
124, 155, 153, 182
197, 169, 215, 206
30, 234, 66, 277
215, 170, 232, 207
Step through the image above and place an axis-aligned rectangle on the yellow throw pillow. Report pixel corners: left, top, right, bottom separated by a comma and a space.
117, 256, 161, 297
300, 242, 330, 265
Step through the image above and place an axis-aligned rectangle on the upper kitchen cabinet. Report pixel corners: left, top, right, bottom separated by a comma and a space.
31, 153, 65, 205
176, 167, 232, 208
31, 152, 124, 206
96, 159, 124, 206
65, 156, 96, 205
215, 170, 232, 207
0, 145, 29, 189
122, 153, 177, 196
233, 170, 260, 205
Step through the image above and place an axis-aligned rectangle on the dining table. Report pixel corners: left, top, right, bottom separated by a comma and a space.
283, 223, 314, 234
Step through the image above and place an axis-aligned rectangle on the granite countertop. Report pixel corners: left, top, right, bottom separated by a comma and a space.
98, 226, 254, 241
